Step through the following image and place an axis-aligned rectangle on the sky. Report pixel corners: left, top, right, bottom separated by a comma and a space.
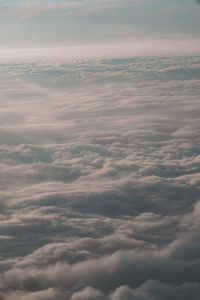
0, 1, 200, 300
0, 0, 200, 59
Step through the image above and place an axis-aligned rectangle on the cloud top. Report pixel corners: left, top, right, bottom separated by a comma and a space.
0, 56, 200, 299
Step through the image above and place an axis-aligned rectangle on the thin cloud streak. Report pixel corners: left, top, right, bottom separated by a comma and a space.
0, 0, 138, 18
0, 35, 200, 63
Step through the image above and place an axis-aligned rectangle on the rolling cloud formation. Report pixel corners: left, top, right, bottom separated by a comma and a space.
0, 56, 200, 299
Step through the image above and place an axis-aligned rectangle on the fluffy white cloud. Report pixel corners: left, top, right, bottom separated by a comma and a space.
0, 56, 199, 299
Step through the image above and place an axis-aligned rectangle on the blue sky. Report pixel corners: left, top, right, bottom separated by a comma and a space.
0, 0, 200, 58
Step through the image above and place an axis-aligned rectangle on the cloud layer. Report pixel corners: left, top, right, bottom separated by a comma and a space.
0, 56, 200, 299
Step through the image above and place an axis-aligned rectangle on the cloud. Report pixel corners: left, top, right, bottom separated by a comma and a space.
0, 56, 199, 299
71, 287, 105, 300
1, 0, 197, 20
110, 281, 200, 300
0, 0, 138, 18
1, 35, 200, 63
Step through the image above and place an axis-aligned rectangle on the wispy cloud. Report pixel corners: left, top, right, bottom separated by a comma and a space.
0, 34, 200, 62
0, 0, 139, 18
0, 0, 199, 51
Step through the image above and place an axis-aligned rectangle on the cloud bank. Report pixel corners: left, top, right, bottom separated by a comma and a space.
0, 56, 200, 299
0, 35, 200, 63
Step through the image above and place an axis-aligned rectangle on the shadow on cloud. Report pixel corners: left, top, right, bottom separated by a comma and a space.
0, 56, 200, 299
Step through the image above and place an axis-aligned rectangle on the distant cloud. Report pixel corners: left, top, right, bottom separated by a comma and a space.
0, 35, 200, 63
0, 0, 139, 18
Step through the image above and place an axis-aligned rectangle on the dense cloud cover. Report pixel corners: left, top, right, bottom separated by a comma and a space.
0, 56, 200, 299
